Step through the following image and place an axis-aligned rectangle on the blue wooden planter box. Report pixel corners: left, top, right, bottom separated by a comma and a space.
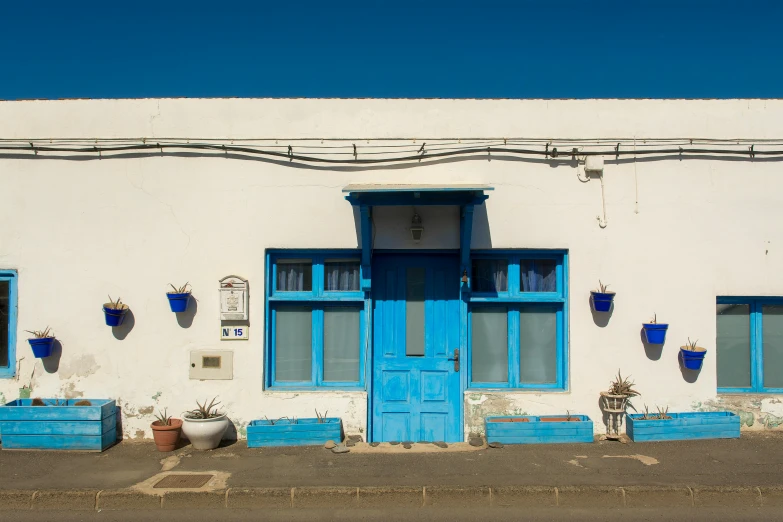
626, 412, 740, 442
247, 418, 342, 448
0, 399, 117, 451
485, 415, 594, 444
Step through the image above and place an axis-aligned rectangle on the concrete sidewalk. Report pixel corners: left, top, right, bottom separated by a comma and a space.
1, 433, 782, 511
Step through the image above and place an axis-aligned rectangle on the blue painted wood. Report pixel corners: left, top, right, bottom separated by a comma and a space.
246, 418, 342, 447
0, 399, 117, 451
372, 255, 462, 443
345, 191, 489, 207
0, 270, 18, 379
626, 412, 740, 442
485, 415, 594, 444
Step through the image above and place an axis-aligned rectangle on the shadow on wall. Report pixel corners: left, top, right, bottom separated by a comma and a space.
176, 298, 198, 328
112, 309, 135, 340
41, 340, 62, 373
678, 350, 702, 383
640, 328, 663, 361
590, 297, 613, 328
349, 201, 493, 251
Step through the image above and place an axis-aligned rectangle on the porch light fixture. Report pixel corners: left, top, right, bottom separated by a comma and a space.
410, 211, 424, 243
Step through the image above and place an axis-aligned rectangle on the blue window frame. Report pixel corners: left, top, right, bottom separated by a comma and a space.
0, 270, 18, 379
468, 252, 568, 390
717, 297, 783, 394
266, 251, 366, 389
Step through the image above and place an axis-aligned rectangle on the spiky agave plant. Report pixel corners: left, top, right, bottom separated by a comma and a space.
106, 295, 127, 310
608, 370, 640, 398
595, 280, 611, 293
25, 327, 53, 339
185, 397, 222, 419
168, 282, 191, 294
154, 408, 172, 426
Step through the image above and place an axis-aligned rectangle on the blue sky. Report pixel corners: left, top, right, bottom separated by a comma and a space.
1, 1, 781, 99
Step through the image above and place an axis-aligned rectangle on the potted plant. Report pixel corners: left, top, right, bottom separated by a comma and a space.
485, 412, 593, 444
103, 295, 129, 327
590, 280, 615, 312
151, 408, 182, 452
0, 398, 117, 451
247, 409, 342, 448
166, 282, 191, 312
181, 397, 229, 450
680, 337, 707, 370
25, 327, 55, 358
600, 370, 640, 440
627, 405, 739, 442
642, 313, 669, 345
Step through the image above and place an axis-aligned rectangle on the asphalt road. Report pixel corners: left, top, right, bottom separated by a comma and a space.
6, 507, 783, 522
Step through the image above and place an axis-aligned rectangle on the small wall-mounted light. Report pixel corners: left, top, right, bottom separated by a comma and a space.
461, 270, 469, 284
410, 211, 424, 243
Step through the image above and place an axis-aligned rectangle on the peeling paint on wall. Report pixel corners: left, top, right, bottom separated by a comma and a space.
692, 396, 783, 431
58, 355, 100, 380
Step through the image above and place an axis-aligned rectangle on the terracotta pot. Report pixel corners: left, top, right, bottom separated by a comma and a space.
151, 418, 182, 452
493, 418, 530, 423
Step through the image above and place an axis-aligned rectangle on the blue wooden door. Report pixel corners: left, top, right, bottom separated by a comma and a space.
372, 254, 462, 442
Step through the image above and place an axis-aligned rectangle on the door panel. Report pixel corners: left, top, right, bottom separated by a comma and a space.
372, 254, 461, 442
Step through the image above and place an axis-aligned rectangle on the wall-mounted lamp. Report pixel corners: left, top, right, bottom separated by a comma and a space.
410, 211, 424, 243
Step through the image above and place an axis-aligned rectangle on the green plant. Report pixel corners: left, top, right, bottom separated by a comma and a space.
155, 408, 172, 426
185, 397, 222, 419
656, 405, 671, 420
684, 337, 700, 350
25, 327, 53, 339
608, 370, 640, 397
168, 282, 191, 294
595, 280, 610, 293
315, 409, 329, 423
106, 295, 126, 310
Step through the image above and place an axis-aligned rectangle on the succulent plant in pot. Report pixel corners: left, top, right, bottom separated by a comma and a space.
642, 313, 669, 345
600, 370, 640, 440
103, 295, 129, 327
181, 397, 229, 450
590, 280, 615, 312
25, 327, 55, 358
680, 337, 707, 370
151, 408, 182, 452
166, 282, 191, 312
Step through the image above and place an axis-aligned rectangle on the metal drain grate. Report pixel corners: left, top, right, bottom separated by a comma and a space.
153, 474, 214, 489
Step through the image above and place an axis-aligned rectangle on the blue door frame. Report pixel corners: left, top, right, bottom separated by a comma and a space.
371, 254, 463, 442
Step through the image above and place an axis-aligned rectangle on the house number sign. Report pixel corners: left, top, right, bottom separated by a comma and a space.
219, 275, 249, 341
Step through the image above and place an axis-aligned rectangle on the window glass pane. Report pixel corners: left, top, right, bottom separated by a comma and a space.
325, 261, 360, 291
276, 260, 312, 292
406, 267, 425, 356
275, 307, 312, 381
324, 307, 361, 382
520, 259, 557, 292
0, 281, 8, 368
472, 259, 508, 293
519, 307, 557, 384
763, 305, 783, 389
716, 304, 751, 388
471, 308, 508, 382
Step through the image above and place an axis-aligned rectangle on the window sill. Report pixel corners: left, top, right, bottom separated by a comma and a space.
264, 388, 367, 394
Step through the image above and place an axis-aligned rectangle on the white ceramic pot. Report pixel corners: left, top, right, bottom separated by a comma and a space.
181, 414, 230, 450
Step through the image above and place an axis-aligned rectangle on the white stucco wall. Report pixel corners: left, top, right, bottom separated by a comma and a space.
1, 98, 783, 440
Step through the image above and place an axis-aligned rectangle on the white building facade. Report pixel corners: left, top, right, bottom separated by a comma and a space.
1, 98, 782, 441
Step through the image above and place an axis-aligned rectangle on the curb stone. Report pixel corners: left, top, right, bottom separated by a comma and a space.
0, 490, 34, 511
32, 489, 99, 511
4, 484, 783, 511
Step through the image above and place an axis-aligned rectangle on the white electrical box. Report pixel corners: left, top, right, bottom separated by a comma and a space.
189, 350, 233, 380
584, 155, 605, 173
219, 275, 249, 321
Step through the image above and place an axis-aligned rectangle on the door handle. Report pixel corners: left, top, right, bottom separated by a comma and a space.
448, 348, 460, 371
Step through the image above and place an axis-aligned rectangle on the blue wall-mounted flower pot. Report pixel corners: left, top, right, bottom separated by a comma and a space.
643, 323, 669, 344
102, 305, 128, 327
166, 293, 191, 312
28, 337, 54, 358
590, 291, 615, 312
680, 348, 707, 370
